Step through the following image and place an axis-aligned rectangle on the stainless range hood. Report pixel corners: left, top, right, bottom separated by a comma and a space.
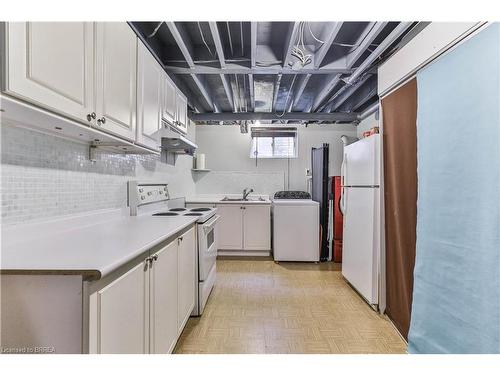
159, 123, 197, 165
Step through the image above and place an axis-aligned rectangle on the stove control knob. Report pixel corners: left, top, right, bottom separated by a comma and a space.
147, 191, 153, 196
138, 188, 144, 193
141, 195, 145, 200
159, 190, 163, 194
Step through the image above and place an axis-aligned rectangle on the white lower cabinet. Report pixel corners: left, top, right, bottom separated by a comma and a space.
216, 204, 271, 253
150, 240, 178, 354
243, 205, 271, 251
89, 226, 196, 354
177, 227, 196, 333
96, 262, 148, 354
217, 205, 244, 250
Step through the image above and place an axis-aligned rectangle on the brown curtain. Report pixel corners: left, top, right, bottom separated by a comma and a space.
381, 79, 417, 340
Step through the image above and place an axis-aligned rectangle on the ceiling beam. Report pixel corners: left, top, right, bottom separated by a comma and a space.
314, 22, 343, 69
164, 64, 352, 75
165, 22, 195, 68
272, 74, 283, 112
311, 74, 342, 112
311, 22, 411, 113
191, 74, 218, 112
189, 111, 359, 122
346, 22, 388, 68
220, 74, 234, 112
292, 73, 311, 109
327, 73, 374, 112
167, 22, 220, 113
339, 76, 377, 112
209, 22, 226, 68
345, 22, 413, 85
283, 22, 301, 68
248, 74, 255, 111
250, 22, 257, 67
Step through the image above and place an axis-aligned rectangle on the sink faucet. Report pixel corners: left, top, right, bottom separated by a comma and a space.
243, 188, 254, 200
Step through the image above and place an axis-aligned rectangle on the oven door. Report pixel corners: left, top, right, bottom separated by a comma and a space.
198, 214, 220, 281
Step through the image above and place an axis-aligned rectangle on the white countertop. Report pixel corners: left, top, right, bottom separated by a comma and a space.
187, 194, 271, 205
1, 208, 198, 280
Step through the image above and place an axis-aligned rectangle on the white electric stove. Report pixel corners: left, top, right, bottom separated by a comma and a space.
128, 181, 219, 316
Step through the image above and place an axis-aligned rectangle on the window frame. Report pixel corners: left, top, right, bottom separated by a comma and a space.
249, 127, 298, 159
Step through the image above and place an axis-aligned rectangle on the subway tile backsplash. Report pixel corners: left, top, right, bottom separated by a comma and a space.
1, 124, 195, 225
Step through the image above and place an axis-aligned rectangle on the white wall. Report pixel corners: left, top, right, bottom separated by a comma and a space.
194, 123, 357, 195
0, 121, 196, 225
357, 113, 378, 138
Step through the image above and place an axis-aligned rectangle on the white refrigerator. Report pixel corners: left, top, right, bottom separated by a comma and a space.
341, 134, 380, 307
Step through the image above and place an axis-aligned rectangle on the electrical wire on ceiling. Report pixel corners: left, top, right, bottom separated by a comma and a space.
197, 22, 216, 58
276, 74, 298, 117
147, 22, 164, 38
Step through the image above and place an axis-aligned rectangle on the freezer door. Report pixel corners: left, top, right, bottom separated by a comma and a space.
342, 187, 380, 305
344, 134, 380, 186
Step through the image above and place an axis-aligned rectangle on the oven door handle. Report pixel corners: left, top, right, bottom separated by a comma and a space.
202, 215, 220, 234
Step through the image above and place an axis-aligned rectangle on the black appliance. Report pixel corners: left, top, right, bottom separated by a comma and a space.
311, 143, 330, 261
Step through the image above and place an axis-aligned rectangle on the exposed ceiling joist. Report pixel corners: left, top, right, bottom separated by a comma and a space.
283, 22, 301, 68
250, 22, 257, 67
167, 22, 220, 112
165, 22, 195, 67
327, 73, 373, 112
314, 22, 343, 69
164, 65, 353, 75
346, 22, 387, 68
220, 74, 234, 112
191, 74, 218, 112
248, 73, 255, 111
209, 22, 226, 68
311, 74, 342, 112
346, 22, 413, 85
272, 74, 283, 112
190, 111, 359, 122
292, 73, 311, 109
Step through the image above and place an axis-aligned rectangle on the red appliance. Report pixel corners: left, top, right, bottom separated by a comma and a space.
332, 176, 343, 262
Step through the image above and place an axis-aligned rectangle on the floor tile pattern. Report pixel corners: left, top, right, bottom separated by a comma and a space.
175, 259, 407, 354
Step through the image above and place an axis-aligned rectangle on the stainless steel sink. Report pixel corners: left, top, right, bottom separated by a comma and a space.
220, 196, 266, 202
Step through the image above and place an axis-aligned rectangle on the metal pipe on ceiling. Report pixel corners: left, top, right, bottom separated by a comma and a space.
357, 102, 379, 121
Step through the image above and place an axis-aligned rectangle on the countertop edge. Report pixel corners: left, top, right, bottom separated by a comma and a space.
1, 217, 199, 281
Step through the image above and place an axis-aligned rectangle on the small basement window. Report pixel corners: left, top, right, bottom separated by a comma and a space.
250, 127, 298, 159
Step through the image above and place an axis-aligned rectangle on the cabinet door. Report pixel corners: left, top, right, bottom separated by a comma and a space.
216, 204, 243, 250
243, 205, 271, 250
136, 42, 162, 150
177, 227, 196, 333
175, 91, 188, 134
95, 22, 137, 141
97, 261, 148, 354
162, 75, 177, 124
150, 240, 178, 354
5, 22, 94, 124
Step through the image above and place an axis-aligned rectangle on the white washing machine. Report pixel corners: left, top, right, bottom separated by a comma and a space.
272, 198, 320, 262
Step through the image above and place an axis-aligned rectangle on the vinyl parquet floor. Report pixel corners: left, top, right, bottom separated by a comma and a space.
174, 258, 407, 354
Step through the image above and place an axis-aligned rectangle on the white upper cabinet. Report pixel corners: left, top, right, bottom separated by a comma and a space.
175, 91, 188, 134
95, 22, 137, 141
136, 42, 163, 150
162, 74, 177, 125
5, 22, 94, 124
